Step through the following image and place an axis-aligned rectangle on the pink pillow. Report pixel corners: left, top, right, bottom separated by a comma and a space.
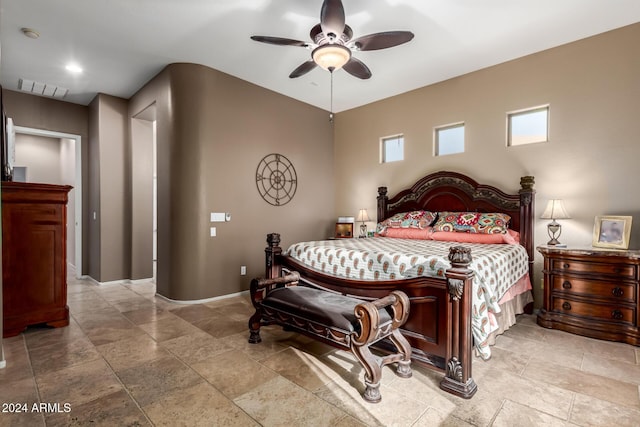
378, 227, 432, 240
430, 230, 518, 244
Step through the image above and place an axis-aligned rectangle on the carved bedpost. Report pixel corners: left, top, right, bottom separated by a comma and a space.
265, 233, 282, 279
377, 187, 388, 223
440, 246, 478, 399
518, 176, 536, 283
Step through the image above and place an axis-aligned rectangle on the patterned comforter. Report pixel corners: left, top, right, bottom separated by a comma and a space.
286, 237, 530, 359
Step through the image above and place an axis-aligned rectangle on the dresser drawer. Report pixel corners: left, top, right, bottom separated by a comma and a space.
551, 276, 636, 303
551, 259, 636, 279
552, 297, 635, 324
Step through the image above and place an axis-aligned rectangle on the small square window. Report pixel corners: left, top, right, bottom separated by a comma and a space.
381, 135, 404, 163
435, 123, 464, 156
508, 106, 549, 146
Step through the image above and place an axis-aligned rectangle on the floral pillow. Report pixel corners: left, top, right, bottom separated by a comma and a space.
376, 210, 437, 235
432, 211, 511, 234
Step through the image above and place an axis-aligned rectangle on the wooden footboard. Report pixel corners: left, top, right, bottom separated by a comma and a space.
264, 233, 478, 399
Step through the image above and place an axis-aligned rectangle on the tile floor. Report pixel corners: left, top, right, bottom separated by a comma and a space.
1, 273, 639, 426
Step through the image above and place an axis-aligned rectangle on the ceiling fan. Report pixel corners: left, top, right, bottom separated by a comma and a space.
250, 0, 414, 80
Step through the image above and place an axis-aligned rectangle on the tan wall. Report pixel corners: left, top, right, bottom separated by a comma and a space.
14, 134, 61, 183
130, 63, 334, 300
88, 94, 130, 282
334, 23, 640, 305
88, 97, 101, 279
2, 90, 89, 275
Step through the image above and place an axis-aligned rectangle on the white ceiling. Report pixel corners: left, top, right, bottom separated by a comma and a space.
1, 0, 639, 113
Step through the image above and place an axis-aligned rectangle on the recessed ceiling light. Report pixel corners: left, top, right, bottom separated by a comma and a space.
21, 28, 40, 39
65, 63, 83, 74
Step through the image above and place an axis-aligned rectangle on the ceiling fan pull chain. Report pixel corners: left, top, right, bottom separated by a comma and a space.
329, 71, 334, 123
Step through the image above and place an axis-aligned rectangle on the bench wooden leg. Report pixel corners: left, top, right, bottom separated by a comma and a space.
248, 311, 262, 344
351, 344, 383, 403
389, 329, 413, 378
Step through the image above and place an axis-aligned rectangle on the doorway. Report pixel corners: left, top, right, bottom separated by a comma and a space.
131, 103, 157, 282
12, 126, 83, 278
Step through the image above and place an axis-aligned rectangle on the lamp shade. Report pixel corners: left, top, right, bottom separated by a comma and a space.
356, 209, 371, 222
541, 199, 571, 220
312, 44, 351, 71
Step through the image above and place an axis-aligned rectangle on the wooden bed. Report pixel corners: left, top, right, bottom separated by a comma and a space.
262, 171, 536, 398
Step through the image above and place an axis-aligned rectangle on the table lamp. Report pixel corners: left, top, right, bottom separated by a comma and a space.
541, 199, 571, 245
356, 209, 371, 238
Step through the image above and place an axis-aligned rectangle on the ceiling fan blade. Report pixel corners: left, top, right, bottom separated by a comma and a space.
350, 31, 414, 51
342, 57, 371, 79
250, 35, 309, 47
289, 60, 318, 78
320, 0, 345, 39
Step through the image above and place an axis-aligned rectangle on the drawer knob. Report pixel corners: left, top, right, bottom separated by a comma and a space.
562, 281, 572, 289
612, 287, 624, 298
563, 263, 570, 269
611, 310, 623, 320
562, 302, 571, 311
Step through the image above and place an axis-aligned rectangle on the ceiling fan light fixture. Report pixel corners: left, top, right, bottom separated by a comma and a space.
312, 44, 351, 72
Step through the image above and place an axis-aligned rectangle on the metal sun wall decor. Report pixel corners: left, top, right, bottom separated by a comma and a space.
256, 153, 297, 206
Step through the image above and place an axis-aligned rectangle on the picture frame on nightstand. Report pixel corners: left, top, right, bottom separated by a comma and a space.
592, 215, 632, 249
335, 223, 353, 238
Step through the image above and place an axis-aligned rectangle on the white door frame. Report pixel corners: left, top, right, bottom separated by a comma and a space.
13, 126, 83, 278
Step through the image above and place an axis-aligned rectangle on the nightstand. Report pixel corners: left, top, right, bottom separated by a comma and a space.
537, 246, 640, 345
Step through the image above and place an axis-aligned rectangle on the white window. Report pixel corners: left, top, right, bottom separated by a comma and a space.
381, 135, 404, 163
508, 106, 549, 146
435, 123, 464, 156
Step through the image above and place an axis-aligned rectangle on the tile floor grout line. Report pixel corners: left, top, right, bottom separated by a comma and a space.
21, 335, 47, 426
487, 397, 507, 426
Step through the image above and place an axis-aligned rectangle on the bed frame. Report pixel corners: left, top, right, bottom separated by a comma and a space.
263, 171, 535, 398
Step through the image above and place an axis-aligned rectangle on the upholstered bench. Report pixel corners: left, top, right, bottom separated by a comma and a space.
248, 272, 412, 403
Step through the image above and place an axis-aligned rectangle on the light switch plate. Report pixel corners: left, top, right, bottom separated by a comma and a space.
211, 212, 226, 222
210, 227, 216, 237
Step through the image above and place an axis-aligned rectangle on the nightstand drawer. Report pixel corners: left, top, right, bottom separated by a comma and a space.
551, 276, 636, 303
551, 259, 636, 279
552, 297, 635, 324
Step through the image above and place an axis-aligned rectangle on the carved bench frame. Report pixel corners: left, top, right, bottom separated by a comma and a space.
249, 272, 413, 403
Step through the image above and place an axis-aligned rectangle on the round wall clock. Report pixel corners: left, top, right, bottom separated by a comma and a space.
255, 153, 297, 206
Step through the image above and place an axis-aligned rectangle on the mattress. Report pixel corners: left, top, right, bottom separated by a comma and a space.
286, 237, 532, 359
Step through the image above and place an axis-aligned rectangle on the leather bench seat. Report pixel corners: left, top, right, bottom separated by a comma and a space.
261, 286, 392, 333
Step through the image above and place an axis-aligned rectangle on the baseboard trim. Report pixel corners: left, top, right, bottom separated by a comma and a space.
155, 290, 249, 305
86, 276, 129, 287
84, 276, 155, 286
129, 278, 153, 285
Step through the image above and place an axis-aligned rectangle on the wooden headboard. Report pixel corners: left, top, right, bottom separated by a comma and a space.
377, 171, 536, 275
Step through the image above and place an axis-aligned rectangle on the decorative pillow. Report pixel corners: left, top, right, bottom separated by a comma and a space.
378, 227, 432, 240
430, 230, 517, 244
432, 212, 511, 234
376, 210, 437, 234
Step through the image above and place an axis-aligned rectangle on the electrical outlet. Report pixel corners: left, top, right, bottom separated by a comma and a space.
240, 265, 246, 275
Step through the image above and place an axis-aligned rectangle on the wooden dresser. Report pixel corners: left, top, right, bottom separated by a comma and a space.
2, 182, 72, 337
537, 246, 640, 345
